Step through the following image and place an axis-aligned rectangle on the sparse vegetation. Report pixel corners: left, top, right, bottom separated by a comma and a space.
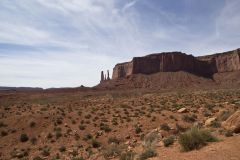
119, 151, 135, 160
0, 87, 239, 159
91, 139, 101, 148
179, 127, 218, 151
20, 133, 29, 142
160, 123, 171, 131
139, 148, 157, 160
163, 136, 175, 147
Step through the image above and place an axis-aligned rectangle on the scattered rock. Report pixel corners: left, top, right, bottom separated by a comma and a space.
222, 110, 240, 133
177, 108, 187, 113
205, 117, 217, 126
125, 135, 131, 139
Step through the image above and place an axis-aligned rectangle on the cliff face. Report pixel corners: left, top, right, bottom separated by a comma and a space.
198, 49, 240, 73
112, 61, 133, 79
112, 49, 240, 79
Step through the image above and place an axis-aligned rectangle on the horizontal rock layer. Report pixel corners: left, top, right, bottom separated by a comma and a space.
112, 49, 240, 79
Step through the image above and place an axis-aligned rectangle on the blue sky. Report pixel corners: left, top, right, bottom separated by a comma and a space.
0, 0, 240, 88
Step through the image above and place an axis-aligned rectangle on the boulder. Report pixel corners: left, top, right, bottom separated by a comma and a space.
222, 110, 240, 133
205, 117, 217, 126
177, 108, 187, 113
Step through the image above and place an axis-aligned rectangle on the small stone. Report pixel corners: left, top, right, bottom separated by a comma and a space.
177, 108, 187, 113
205, 117, 217, 126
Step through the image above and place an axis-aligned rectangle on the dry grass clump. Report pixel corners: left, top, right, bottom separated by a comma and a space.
179, 127, 218, 151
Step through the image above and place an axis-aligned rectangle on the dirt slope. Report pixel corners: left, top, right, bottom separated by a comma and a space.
152, 135, 240, 160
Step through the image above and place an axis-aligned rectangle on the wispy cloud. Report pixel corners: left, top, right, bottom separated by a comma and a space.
0, 0, 239, 87
122, 0, 139, 12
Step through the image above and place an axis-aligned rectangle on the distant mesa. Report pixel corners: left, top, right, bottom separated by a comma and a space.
0, 87, 43, 92
98, 48, 240, 89
111, 48, 240, 80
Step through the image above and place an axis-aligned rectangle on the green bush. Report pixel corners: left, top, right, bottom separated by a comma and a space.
160, 123, 170, 131
79, 125, 86, 130
119, 151, 135, 160
135, 126, 142, 134
33, 156, 43, 160
29, 121, 36, 128
163, 136, 174, 147
143, 131, 159, 148
41, 146, 50, 156
108, 137, 120, 144
139, 148, 157, 160
1, 130, 8, 137
103, 143, 122, 158
100, 124, 112, 132
179, 127, 218, 151
59, 146, 66, 152
92, 139, 101, 148
20, 133, 29, 142
83, 134, 93, 141
182, 114, 196, 123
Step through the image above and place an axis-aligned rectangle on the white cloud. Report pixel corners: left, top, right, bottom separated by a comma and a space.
0, 51, 121, 88
122, 0, 139, 12
0, 0, 239, 87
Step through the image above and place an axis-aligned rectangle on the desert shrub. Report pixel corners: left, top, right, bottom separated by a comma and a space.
224, 130, 233, 137
29, 121, 36, 128
0, 121, 7, 128
160, 123, 170, 131
182, 114, 196, 123
92, 139, 101, 148
47, 133, 53, 139
59, 145, 66, 152
72, 120, 76, 124
163, 136, 175, 147
176, 123, 187, 132
71, 157, 84, 160
31, 137, 37, 145
108, 137, 121, 144
103, 143, 122, 158
135, 126, 142, 134
1, 130, 8, 137
179, 127, 218, 151
83, 134, 93, 141
143, 131, 159, 148
119, 151, 135, 160
41, 146, 50, 156
74, 133, 80, 141
33, 156, 43, 160
169, 115, 175, 119
139, 148, 157, 160
69, 149, 78, 157
79, 125, 86, 130
55, 131, 62, 139
20, 133, 29, 142
100, 124, 112, 132
85, 114, 91, 119
10, 148, 29, 158
210, 121, 221, 128
56, 117, 63, 125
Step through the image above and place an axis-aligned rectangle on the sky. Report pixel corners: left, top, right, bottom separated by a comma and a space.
0, 0, 240, 88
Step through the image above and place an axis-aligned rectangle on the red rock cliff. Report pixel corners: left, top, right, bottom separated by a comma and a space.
198, 49, 240, 73
112, 49, 240, 79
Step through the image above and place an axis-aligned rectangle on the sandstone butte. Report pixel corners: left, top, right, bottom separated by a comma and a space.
110, 48, 240, 80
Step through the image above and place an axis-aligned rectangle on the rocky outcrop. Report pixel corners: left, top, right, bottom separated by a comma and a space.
100, 70, 111, 83
222, 110, 240, 133
198, 49, 240, 73
112, 49, 240, 79
112, 61, 133, 79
